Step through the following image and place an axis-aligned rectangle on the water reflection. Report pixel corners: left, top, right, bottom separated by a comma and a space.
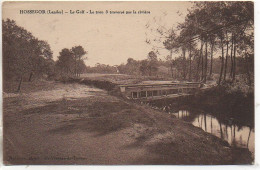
171, 110, 254, 154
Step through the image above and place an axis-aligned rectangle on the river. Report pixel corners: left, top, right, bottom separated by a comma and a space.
146, 101, 255, 156
173, 110, 254, 154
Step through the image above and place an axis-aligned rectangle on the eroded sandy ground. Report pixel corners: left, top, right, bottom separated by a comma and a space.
3, 83, 104, 109
3, 81, 253, 165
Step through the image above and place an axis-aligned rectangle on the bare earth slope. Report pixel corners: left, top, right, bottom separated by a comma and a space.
3, 81, 252, 165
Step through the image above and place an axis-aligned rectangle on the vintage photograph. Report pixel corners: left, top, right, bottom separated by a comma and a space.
2, 1, 254, 165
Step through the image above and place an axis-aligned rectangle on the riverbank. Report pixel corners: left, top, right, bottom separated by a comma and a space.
145, 84, 254, 157
3, 80, 253, 164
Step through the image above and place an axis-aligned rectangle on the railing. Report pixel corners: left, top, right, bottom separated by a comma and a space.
118, 82, 201, 99
119, 82, 201, 88
119, 82, 201, 91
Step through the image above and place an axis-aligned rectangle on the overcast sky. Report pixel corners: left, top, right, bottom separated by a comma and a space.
3, 1, 193, 66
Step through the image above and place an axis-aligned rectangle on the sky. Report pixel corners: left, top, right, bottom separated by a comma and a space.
3, 1, 193, 66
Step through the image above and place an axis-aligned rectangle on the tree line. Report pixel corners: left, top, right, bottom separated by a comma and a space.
111, 54, 251, 80
3, 19, 88, 92
3, 19, 54, 91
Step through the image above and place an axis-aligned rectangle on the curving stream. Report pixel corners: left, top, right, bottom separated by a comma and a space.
146, 98, 254, 157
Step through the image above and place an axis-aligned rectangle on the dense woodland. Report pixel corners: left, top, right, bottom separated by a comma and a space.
3, 1, 254, 93
143, 1, 253, 86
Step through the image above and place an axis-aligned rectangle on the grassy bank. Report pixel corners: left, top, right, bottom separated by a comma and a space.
147, 84, 254, 130
59, 75, 254, 129
3, 80, 253, 164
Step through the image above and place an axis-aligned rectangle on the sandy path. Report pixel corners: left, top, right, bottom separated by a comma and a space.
3, 83, 155, 164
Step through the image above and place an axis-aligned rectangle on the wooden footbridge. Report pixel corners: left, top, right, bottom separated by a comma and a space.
118, 82, 202, 100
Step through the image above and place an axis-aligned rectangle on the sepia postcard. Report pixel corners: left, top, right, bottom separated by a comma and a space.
2, 1, 255, 165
